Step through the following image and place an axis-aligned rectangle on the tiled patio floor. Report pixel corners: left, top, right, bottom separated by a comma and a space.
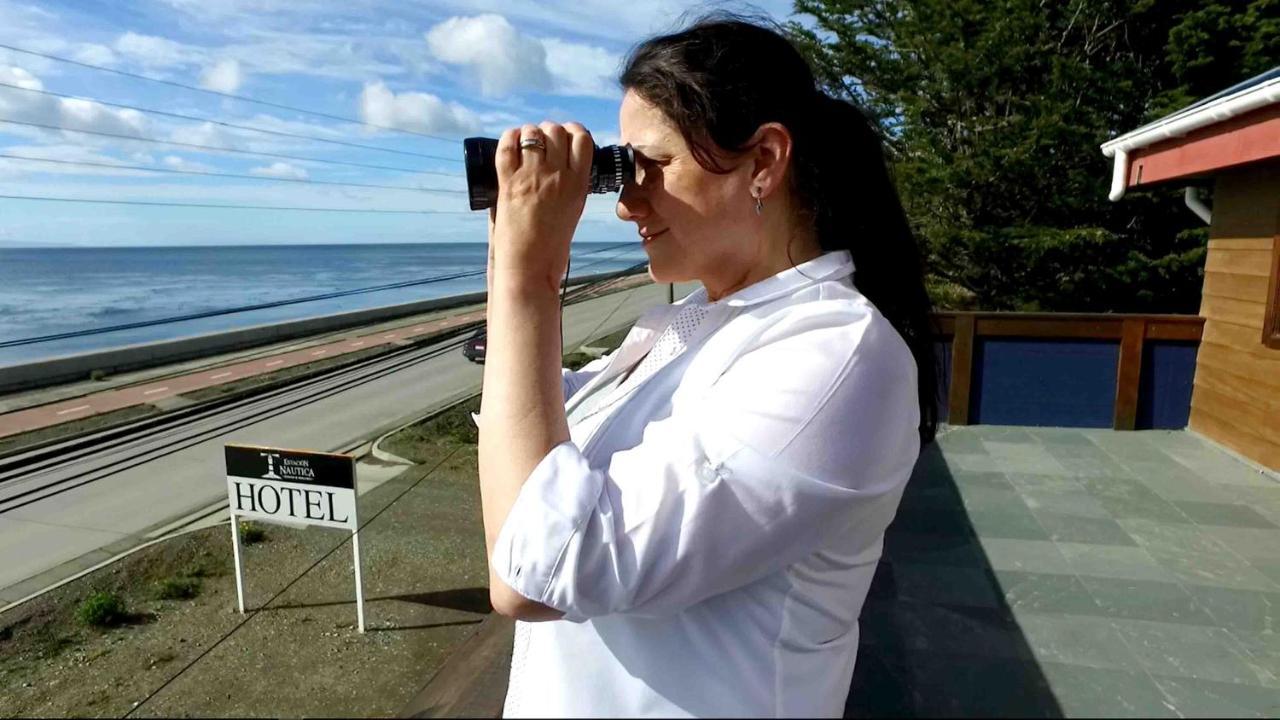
849, 425, 1280, 718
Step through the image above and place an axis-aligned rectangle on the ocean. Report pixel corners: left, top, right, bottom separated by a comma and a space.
0, 242, 649, 367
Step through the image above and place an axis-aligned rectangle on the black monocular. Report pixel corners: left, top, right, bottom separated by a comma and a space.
463, 137, 635, 211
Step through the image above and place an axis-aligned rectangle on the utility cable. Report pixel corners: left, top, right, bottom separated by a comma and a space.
0, 118, 457, 177
122, 445, 464, 718
0, 153, 465, 195
0, 42, 459, 144
0, 81, 463, 163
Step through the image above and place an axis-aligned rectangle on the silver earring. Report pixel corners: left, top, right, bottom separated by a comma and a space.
753, 190, 764, 216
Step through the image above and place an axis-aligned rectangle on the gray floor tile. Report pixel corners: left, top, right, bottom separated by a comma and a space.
1032, 511, 1139, 546
1225, 629, 1280, 687
1038, 662, 1179, 718
1080, 576, 1216, 624
967, 504, 1052, 542
1056, 542, 1177, 583
1112, 619, 1272, 686
1019, 487, 1112, 519
994, 571, 1102, 615
1153, 675, 1280, 718
858, 599, 1034, 661
1247, 559, 1280, 588
1202, 526, 1280, 561
1173, 501, 1279, 529
1005, 472, 1086, 492
889, 653, 1063, 717
950, 470, 1016, 491
1137, 471, 1241, 504
1119, 518, 1235, 556
978, 538, 1073, 575
882, 532, 987, 568
1095, 493, 1195, 524
1146, 545, 1280, 592
881, 563, 1002, 609
1182, 585, 1280, 633
1014, 612, 1143, 670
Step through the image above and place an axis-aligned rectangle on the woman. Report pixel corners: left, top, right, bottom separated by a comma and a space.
476, 13, 938, 718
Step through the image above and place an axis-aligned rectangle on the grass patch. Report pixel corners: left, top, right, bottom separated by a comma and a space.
76, 592, 126, 628
238, 521, 266, 545
153, 576, 202, 601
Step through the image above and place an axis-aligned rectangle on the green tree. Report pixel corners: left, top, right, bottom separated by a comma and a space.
787, 0, 1278, 312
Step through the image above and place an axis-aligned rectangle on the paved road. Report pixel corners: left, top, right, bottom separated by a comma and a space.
0, 280, 696, 603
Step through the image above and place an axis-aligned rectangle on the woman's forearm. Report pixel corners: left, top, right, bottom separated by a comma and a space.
478, 272, 571, 594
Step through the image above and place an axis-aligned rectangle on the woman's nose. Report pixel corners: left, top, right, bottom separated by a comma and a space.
616, 181, 648, 222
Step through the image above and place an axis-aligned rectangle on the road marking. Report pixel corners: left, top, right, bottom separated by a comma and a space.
266, 359, 283, 367
350, 341, 365, 347
311, 350, 327, 356
383, 333, 396, 339
56, 405, 91, 416
211, 371, 233, 379
143, 387, 169, 395
415, 326, 426, 331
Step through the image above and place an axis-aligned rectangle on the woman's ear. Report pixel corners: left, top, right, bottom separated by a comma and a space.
746, 122, 793, 199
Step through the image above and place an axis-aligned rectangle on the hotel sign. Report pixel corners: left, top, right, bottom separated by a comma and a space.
224, 443, 366, 631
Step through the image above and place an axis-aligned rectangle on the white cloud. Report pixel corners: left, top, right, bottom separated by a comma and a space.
162, 155, 215, 172
359, 81, 481, 135
200, 59, 243, 92
249, 161, 308, 179
113, 32, 203, 69
70, 43, 118, 66
541, 38, 621, 99
425, 14, 552, 98
0, 65, 147, 138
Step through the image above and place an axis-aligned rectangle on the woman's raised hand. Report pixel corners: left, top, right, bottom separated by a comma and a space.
488, 121, 594, 291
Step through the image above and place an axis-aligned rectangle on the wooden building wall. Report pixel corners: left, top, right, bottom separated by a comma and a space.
1189, 164, 1280, 471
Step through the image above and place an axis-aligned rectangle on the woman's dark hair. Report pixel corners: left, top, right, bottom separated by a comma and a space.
620, 12, 940, 446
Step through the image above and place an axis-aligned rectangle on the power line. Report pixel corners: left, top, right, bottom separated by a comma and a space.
0, 80, 463, 164
0, 193, 477, 214
0, 153, 466, 195
0, 117, 459, 177
0, 42, 460, 144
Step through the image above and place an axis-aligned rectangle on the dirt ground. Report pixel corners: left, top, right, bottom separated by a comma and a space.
0, 414, 488, 718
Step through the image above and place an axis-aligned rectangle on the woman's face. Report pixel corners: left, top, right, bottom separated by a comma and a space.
616, 89, 760, 289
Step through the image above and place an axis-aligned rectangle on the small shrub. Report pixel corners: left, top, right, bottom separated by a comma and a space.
77, 592, 126, 628
89, 369, 108, 381
238, 521, 266, 545
154, 576, 201, 600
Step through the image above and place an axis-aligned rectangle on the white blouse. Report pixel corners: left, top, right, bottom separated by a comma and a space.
487, 249, 921, 718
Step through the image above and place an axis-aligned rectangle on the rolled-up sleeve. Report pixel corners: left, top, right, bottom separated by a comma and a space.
490, 303, 921, 622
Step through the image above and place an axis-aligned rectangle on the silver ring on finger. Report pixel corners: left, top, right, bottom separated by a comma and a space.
519, 137, 546, 151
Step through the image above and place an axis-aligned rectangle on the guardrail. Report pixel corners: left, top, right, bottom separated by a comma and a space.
932, 312, 1205, 430
0, 268, 641, 395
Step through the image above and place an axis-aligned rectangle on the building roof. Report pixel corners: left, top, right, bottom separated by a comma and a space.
1102, 66, 1280, 200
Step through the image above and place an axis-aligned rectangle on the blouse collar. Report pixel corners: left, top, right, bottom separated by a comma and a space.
679, 249, 855, 309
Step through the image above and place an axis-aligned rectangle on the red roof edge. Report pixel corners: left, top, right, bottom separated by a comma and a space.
1127, 103, 1280, 187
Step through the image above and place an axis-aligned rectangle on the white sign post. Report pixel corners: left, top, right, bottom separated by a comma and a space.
224, 444, 365, 632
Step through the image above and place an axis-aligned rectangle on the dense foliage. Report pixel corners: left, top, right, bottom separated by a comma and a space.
787, 0, 1278, 312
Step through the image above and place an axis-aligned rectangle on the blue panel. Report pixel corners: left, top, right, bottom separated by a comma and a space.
1136, 341, 1198, 430
972, 338, 1118, 427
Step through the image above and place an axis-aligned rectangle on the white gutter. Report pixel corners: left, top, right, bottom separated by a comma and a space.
1184, 186, 1211, 224
1101, 76, 1280, 201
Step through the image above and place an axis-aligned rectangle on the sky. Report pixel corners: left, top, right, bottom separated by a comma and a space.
0, 0, 810, 246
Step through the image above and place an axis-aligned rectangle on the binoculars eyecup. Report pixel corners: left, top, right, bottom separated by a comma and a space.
463, 137, 635, 211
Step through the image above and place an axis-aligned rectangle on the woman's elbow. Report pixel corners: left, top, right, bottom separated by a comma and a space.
490, 583, 564, 622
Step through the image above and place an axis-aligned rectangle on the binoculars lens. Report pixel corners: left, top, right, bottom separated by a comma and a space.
463, 137, 635, 211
